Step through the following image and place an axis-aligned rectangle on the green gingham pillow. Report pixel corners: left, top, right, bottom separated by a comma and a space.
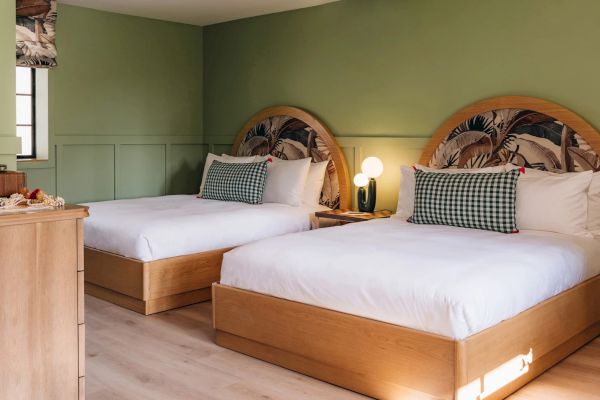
202, 160, 268, 204
409, 169, 521, 233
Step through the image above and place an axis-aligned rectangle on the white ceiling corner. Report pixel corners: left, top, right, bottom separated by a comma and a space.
58, 0, 340, 26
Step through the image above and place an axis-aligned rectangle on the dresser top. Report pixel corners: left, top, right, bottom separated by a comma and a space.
0, 204, 89, 227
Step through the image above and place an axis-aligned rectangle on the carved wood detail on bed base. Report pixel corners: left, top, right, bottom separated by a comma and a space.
84, 247, 231, 315
212, 275, 600, 400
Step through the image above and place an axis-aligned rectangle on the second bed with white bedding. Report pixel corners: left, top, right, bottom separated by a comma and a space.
221, 218, 600, 339
84, 195, 328, 262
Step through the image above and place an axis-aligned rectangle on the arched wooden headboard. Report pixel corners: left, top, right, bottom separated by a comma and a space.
420, 96, 600, 172
232, 106, 351, 209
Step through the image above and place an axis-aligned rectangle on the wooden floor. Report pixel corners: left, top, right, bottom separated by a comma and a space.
86, 295, 600, 400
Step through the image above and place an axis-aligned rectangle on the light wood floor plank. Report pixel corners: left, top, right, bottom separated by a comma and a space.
85, 295, 599, 400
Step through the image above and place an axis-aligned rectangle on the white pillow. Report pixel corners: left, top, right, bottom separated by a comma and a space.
220, 153, 260, 161
513, 167, 593, 237
199, 153, 257, 196
394, 164, 509, 220
302, 161, 329, 206
588, 173, 600, 236
415, 164, 508, 174
263, 157, 312, 206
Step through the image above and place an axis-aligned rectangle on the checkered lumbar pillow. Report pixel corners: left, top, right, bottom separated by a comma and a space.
202, 160, 268, 204
409, 169, 521, 233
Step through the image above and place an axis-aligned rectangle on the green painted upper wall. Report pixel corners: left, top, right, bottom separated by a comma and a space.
52, 5, 203, 136
18, 5, 205, 202
204, 0, 600, 138
0, 0, 17, 170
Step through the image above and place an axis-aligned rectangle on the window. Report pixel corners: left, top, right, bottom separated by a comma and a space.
16, 67, 36, 159
15, 67, 48, 160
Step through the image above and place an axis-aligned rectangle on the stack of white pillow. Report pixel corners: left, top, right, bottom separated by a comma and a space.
395, 164, 600, 237
199, 153, 329, 207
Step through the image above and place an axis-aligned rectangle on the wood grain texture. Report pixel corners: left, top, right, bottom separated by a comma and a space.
84, 247, 230, 315
315, 208, 393, 223
478, 322, 600, 400
0, 170, 26, 196
77, 218, 85, 271
213, 276, 599, 400
0, 204, 88, 227
85, 282, 147, 314
419, 96, 600, 165
79, 377, 85, 400
462, 276, 600, 385
213, 284, 456, 399
231, 106, 351, 210
85, 248, 146, 299
79, 324, 86, 377
147, 248, 231, 300
146, 287, 212, 314
84, 295, 600, 400
86, 279, 213, 315
0, 216, 81, 399
78, 271, 85, 324
86, 295, 369, 400
508, 335, 600, 400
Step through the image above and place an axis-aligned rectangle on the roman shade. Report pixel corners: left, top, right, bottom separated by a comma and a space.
16, 0, 57, 68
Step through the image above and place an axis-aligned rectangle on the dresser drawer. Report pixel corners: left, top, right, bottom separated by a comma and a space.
79, 323, 85, 377
79, 377, 85, 400
78, 271, 85, 324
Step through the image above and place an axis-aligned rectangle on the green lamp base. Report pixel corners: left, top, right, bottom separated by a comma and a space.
357, 179, 376, 212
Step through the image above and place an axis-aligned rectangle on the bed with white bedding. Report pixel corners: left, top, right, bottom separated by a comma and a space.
84, 195, 329, 262
221, 218, 600, 340
212, 96, 600, 400
83, 105, 351, 315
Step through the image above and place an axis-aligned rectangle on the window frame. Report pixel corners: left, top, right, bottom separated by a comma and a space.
16, 67, 37, 160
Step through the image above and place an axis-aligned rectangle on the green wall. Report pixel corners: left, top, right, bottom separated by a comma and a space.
205, 0, 600, 135
10, 0, 600, 207
19, 5, 204, 203
0, 0, 19, 171
204, 0, 600, 209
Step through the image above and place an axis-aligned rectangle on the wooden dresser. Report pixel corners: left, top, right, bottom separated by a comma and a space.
0, 205, 89, 399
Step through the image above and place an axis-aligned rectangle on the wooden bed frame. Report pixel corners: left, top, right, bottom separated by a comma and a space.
85, 106, 351, 315
213, 96, 600, 399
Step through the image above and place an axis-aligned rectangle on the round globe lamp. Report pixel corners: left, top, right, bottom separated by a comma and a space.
355, 157, 383, 212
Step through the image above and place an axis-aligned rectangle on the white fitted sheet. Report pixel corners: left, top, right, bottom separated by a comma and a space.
83, 195, 327, 262
221, 219, 600, 339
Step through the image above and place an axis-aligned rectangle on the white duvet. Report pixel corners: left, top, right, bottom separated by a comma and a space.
83, 195, 327, 262
221, 219, 600, 339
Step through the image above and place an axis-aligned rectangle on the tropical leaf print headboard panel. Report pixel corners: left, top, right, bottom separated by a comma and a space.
420, 96, 600, 172
232, 106, 351, 209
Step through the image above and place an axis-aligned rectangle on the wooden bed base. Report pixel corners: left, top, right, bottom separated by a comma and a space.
85, 246, 232, 315
212, 275, 600, 400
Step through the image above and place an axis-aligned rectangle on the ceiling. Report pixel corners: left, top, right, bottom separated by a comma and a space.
58, 0, 340, 26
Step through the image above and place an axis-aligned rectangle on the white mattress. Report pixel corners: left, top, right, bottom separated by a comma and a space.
83, 195, 328, 262
221, 219, 600, 339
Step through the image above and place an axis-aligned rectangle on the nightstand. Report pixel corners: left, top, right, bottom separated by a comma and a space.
314, 209, 393, 228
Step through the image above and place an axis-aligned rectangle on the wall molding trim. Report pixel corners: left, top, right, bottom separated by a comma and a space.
204, 134, 429, 210
18, 134, 206, 203
19, 133, 428, 210
0, 136, 22, 155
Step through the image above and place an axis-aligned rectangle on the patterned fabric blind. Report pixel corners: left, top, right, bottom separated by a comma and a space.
16, 0, 57, 68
